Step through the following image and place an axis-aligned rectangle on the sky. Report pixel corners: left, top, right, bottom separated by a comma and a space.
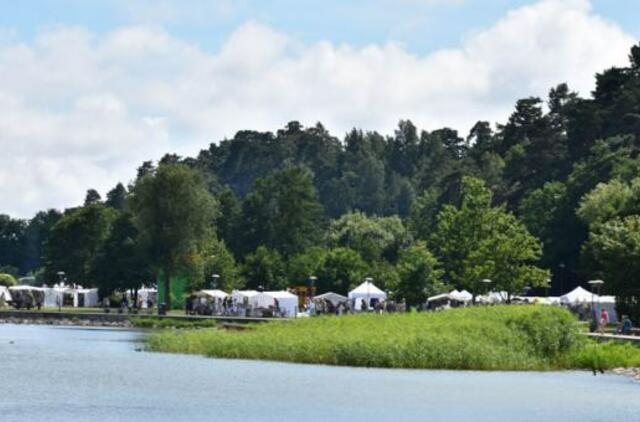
0, 0, 638, 218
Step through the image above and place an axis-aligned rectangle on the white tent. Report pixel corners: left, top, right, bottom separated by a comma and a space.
266, 291, 298, 317
476, 291, 508, 304
199, 289, 229, 300
231, 290, 259, 304
43, 287, 63, 307
138, 288, 158, 308
0, 286, 12, 303
77, 288, 99, 307
449, 289, 473, 303
349, 281, 387, 310
560, 286, 594, 304
427, 293, 450, 302
314, 292, 348, 306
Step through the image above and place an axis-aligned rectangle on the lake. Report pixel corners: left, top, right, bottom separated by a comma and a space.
0, 324, 638, 421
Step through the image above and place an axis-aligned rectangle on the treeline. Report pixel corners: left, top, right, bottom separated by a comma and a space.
1, 44, 640, 315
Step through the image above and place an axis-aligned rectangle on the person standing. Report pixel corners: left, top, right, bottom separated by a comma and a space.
599, 307, 610, 333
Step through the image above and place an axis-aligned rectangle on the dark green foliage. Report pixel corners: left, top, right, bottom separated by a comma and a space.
91, 212, 152, 297
240, 166, 324, 256
130, 164, 218, 308
44, 204, 117, 284
242, 246, 287, 291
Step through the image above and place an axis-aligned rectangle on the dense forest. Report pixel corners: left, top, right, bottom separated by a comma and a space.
1, 44, 640, 317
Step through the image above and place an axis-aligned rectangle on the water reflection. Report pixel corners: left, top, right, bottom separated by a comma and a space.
0, 324, 638, 422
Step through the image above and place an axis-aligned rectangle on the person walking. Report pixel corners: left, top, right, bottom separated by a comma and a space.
599, 307, 609, 333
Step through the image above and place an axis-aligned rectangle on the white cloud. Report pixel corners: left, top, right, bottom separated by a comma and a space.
0, 0, 635, 217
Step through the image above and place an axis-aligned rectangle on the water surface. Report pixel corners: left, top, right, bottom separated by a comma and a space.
0, 324, 638, 421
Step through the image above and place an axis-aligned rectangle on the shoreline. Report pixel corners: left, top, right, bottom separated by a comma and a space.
0, 316, 133, 328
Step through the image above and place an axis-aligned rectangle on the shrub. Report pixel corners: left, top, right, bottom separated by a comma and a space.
0, 273, 17, 287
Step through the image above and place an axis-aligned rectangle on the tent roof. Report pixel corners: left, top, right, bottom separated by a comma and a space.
449, 289, 472, 302
231, 290, 259, 298
9, 285, 45, 291
349, 281, 385, 296
427, 293, 450, 302
315, 292, 348, 302
265, 291, 298, 300
200, 289, 229, 299
560, 286, 593, 303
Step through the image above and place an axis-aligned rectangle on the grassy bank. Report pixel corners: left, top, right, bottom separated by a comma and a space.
146, 306, 640, 371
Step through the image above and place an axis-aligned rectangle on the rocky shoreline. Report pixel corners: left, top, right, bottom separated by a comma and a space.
0, 317, 133, 328
610, 367, 640, 381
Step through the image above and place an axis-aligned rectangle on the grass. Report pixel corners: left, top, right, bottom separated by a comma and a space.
145, 305, 640, 371
130, 317, 218, 329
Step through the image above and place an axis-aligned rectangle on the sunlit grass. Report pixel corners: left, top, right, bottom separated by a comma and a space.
145, 305, 639, 371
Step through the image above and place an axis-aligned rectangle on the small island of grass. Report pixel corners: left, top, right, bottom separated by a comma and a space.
146, 306, 640, 372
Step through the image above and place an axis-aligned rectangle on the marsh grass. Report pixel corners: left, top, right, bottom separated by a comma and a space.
144, 306, 639, 371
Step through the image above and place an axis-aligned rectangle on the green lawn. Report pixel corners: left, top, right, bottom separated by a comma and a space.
147, 305, 640, 371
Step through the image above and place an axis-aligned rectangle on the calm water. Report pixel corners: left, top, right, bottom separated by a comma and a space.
0, 324, 638, 422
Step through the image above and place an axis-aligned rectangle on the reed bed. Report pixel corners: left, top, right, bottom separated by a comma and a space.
145, 306, 640, 371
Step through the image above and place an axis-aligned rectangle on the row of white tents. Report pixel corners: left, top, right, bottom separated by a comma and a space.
0, 284, 100, 308
196, 289, 300, 317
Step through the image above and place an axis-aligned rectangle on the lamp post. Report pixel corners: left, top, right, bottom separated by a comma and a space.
211, 273, 220, 290
588, 279, 604, 312
545, 278, 551, 298
56, 271, 65, 312
558, 262, 566, 295
364, 277, 373, 311
479, 279, 492, 304
308, 275, 317, 301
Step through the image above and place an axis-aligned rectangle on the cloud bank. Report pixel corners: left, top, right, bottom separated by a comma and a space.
0, 0, 635, 217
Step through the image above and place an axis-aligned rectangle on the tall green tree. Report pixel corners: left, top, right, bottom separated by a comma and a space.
396, 242, 445, 306
241, 166, 324, 256
242, 246, 287, 291
433, 177, 547, 297
130, 164, 218, 309
328, 212, 410, 263
315, 247, 367, 294
91, 212, 152, 297
45, 204, 117, 284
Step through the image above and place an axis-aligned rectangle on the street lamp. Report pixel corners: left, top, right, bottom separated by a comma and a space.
56, 271, 65, 312
478, 279, 493, 305
558, 262, 566, 294
211, 273, 220, 289
364, 277, 373, 311
545, 278, 551, 298
588, 279, 604, 333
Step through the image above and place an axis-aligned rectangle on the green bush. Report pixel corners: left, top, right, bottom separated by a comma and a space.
147, 306, 605, 370
0, 273, 17, 287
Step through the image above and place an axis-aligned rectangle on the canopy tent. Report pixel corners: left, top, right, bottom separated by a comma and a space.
138, 288, 158, 308
448, 290, 473, 303
476, 291, 509, 304
76, 288, 99, 307
314, 292, 348, 306
231, 290, 259, 306
0, 286, 12, 304
265, 291, 298, 317
348, 281, 387, 310
8, 286, 45, 307
560, 286, 594, 304
199, 289, 229, 300
427, 293, 450, 302
43, 287, 63, 307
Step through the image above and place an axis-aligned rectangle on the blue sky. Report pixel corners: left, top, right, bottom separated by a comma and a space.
0, 0, 638, 217
1, 0, 638, 54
